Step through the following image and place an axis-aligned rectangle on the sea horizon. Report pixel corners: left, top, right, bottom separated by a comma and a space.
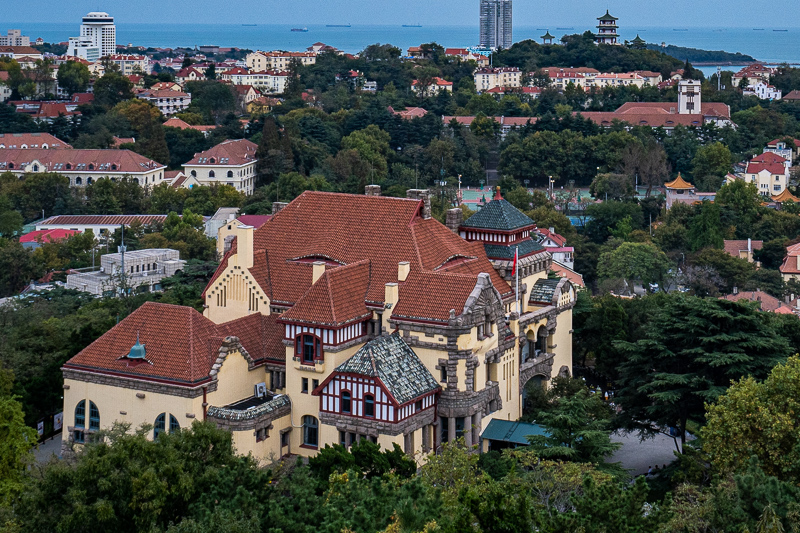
6, 22, 800, 65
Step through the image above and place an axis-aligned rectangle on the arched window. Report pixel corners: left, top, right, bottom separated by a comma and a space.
74, 400, 86, 443
88, 163, 94, 170
209, 157, 216, 164
364, 394, 375, 418
32, 164, 39, 172
154, 413, 166, 438
133, 178, 139, 184
111, 164, 117, 170
295, 334, 321, 364
169, 414, 180, 433
341, 391, 351, 414
75, 177, 82, 185
87, 177, 93, 185
302, 415, 318, 447
208, 170, 215, 178
66, 163, 72, 170
89, 401, 100, 431
227, 170, 233, 178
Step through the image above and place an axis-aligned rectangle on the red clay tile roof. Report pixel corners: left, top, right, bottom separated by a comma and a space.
63, 302, 225, 385
751, 152, 787, 164
746, 162, 786, 175
0, 148, 164, 173
780, 243, 800, 274
207, 192, 513, 323
537, 228, 567, 247
721, 291, 795, 314
63, 301, 287, 384
392, 270, 479, 323
723, 239, 763, 258
280, 260, 373, 327
551, 261, 585, 287
0, 132, 71, 149
163, 117, 216, 132
185, 139, 257, 166
19, 229, 79, 244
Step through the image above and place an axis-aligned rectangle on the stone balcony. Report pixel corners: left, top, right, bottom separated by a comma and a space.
206, 393, 291, 431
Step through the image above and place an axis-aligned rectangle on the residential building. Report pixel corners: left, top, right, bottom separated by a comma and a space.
744, 80, 782, 100
474, 67, 521, 92
444, 48, 490, 66
783, 90, 800, 101
10, 101, 81, 124
35, 214, 172, 242
246, 96, 281, 115
633, 70, 663, 85
388, 106, 429, 120
136, 89, 191, 116
163, 117, 216, 137
780, 243, 800, 283
182, 139, 258, 195
721, 288, 797, 315
65, 249, 185, 297
0, 132, 71, 149
221, 68, 289, 94
595, 10, 620, 45
580, 81, 733, 133
164, 171, 202, 191
732, 64, 775, 87
66, 12, 116, 61
480, 0, 513, 49
0, 45, 43, 61
766, 138, 800, 163
0, 30, 30, 47
150, 81, 183, 92
585, 73, 645, 89
664, 174, 716, 209
0, 149, 166, 188
740, 151, 790, 196
204, 207, 240, 239
233, 84, 261, 106
175, 67, 205, 85
0, 72, 10, 102
245, 51, 316, 71
536, 227, 574, 269
19, 229, 80, 249
723, 239, 763, 263
60, 187, 574, 463
484, 86, 541, 98
106, 55, 150, 75
411, 77, 453, 96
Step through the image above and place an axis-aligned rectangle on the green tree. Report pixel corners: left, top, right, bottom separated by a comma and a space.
56, 60, 91, 96
616, 294, 790, 451
597, 241, 671, 287
93, 71, 134, 109
0, 373, 38, 504
691, 142, 732, 192
687, 200, 725, 252
589, 173, 634, 201
112, 99, 170, 165
715, 180, 763, 238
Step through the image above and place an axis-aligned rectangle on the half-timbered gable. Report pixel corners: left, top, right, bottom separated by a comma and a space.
314, 333, 440, 436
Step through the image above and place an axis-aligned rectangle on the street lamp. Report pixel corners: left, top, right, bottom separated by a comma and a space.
549, 176, 554, 198
524, 179, 530, 190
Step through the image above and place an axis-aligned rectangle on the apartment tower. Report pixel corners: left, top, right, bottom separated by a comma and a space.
66, 12, 116, 61
479, 0, 512, 50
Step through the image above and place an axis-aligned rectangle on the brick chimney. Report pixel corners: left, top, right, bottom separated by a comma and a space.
365, 184, 381, 196
446, 208, 463, 233
271, 202, 288, 215
406, 189, 431, 219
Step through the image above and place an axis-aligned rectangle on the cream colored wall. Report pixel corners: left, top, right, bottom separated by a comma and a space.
208, 348, 269, 408
521, 269, 548, 313
551, 310, 573, 377
62, 377, 203, 446
230, 415, 290, 464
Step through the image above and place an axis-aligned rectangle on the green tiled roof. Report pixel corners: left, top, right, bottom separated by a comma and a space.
335, 333, 440, 405
461, 199, 535, 231
529, 278, 562, 305
481, 419, 549, 445
483, 239, 545, 260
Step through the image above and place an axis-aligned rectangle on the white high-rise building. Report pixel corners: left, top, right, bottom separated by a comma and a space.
479, 0, 512, 50
66, 12, 116, 61
678, 80, 701, 114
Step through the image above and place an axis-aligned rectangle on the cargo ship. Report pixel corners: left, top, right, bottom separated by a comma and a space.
326, 24, 351, 27
291, 27, 308, 32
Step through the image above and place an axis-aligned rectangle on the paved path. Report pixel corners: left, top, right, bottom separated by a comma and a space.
609, 431, 682, 476
33, 435, 62, 464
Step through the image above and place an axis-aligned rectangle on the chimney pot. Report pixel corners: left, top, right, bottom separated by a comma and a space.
312, 261, 326, 284
271, 202, 288, 215
398, 261, 410, 282
365, 184, 381, 196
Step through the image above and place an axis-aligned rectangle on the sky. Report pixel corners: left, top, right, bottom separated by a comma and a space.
5, 0, 800, 28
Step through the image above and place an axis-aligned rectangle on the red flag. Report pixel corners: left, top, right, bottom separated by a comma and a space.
512, 246, 518, 274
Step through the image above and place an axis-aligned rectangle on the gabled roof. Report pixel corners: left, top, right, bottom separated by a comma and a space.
279, 260, 372, 327
723, 239, 763, 257
0, 148, 164, 174
223, 313, 286, 364
332, 333, 440, 404
665, 174, 695, 190
751, 152, 787, 164
39, 214, 170, 226
746, 162, 786, 176
391, 270, 479, 323
537, 227, 567, 247
461, 193, 536, 231
0, 132, 71, 149
721, 291, 796, 314
551, 261, 584, 288
19, 229, 79, 244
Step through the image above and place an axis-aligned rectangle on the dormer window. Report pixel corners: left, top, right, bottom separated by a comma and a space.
88, 164, 94, 170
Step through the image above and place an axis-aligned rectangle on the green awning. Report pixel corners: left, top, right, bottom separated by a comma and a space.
481, 419, 548, 445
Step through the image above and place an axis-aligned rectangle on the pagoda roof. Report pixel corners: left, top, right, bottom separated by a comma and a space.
771, 189, 800, 203
632, 34, 646, 43
664, 173, 695, 190
541, 31, 555, 40
461, 188, 536, 231
598, 10, 618, 21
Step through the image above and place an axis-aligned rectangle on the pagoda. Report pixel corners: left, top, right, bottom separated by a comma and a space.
630, 34, 646, 50
595, 10, 619, 45
541, 30, 555, 45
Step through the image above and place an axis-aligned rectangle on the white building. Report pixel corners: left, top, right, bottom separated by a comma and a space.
136, 90, 191, 116
67, 12, 116, 61
66, 249, 185, 297
0, 148, 166, 188
106, 54, 150, 75
245, 51, 316, 71
0, 30, 30, 47
221, 67, 289, 94
678, 79, 701, 114
474, 67, 521, 92
744, 81, 782, 101
182, 139, 258, 195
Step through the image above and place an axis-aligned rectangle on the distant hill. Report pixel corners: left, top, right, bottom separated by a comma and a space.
646, 44, 756, 64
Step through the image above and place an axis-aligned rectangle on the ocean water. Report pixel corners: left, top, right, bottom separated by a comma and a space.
6, 22, 800, 65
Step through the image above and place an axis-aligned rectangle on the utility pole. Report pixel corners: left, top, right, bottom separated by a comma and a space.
119, 224, 126, 297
